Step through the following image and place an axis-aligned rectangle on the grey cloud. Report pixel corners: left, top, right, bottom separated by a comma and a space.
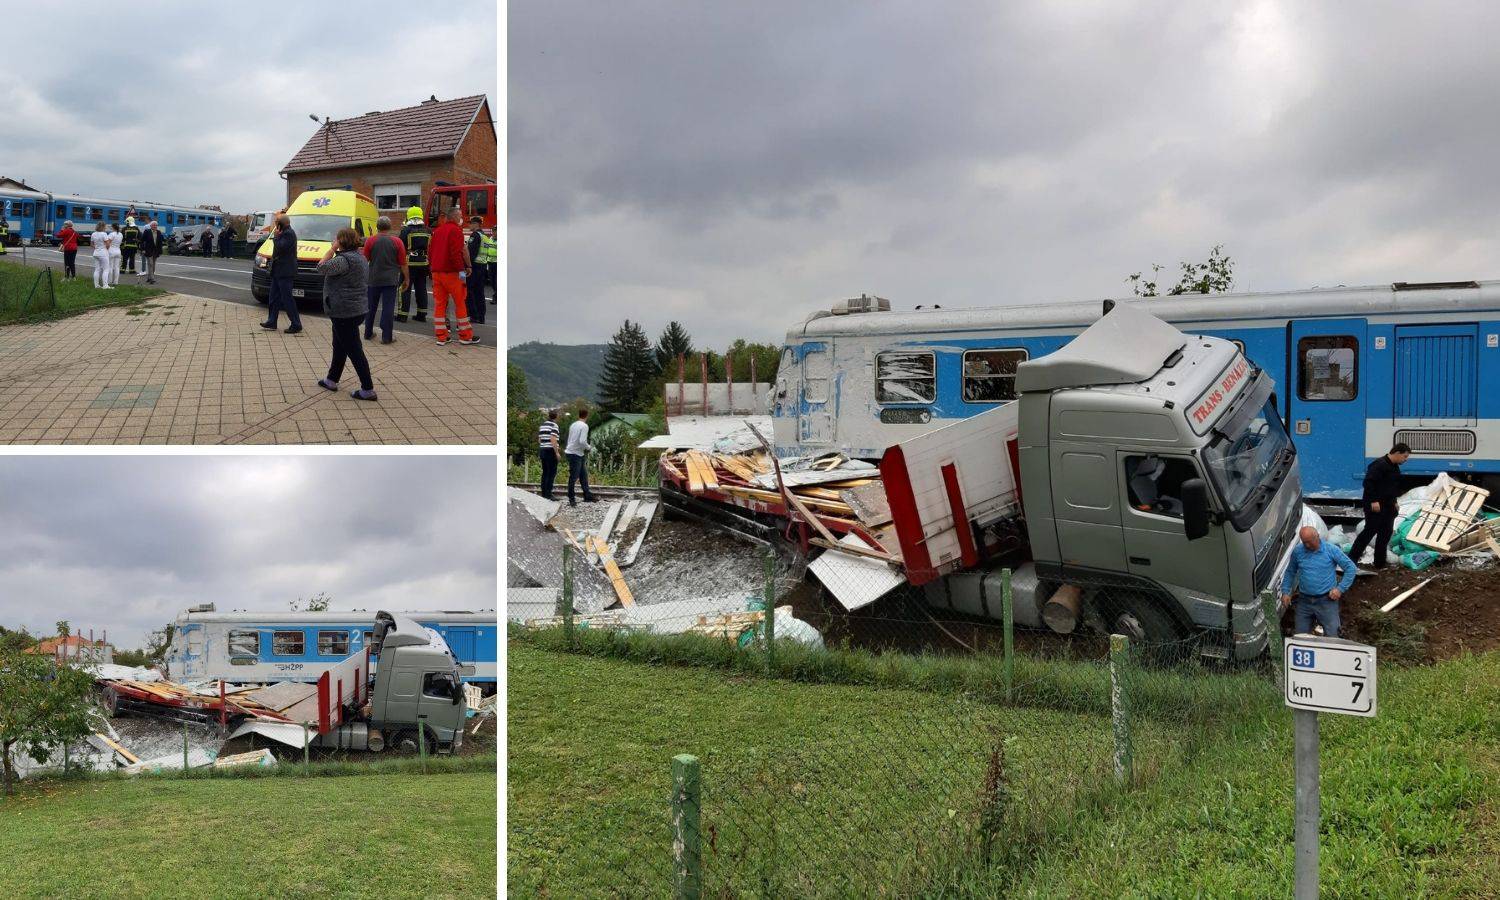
0, 457, 497, 648
509, 1, 1500, 349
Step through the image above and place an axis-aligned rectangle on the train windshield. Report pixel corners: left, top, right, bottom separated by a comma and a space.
286, 214, 348, 242
1202, 396, 1292, 515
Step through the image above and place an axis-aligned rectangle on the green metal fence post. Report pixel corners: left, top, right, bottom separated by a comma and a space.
303, 722, 311, 775
672, 754, 702, 900
1002, 568, 1015, 703
762, 544, 776, 672
183, 722, 190, 773
1263, 589, 1284, 689
418, 719, 428, 774
562, 543, 576, 647
1109, 634, 1134, 788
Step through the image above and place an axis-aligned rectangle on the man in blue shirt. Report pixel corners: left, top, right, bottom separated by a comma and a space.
1280, 526, 1357, 637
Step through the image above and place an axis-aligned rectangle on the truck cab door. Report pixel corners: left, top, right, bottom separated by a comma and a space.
1119, 453, 1229, 599
1047, 443, 1127, 572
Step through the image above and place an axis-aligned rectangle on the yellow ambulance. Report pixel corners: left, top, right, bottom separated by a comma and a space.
250, 189, 379, 305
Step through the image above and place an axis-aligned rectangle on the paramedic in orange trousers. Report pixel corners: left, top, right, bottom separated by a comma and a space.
428, 207, 478, 345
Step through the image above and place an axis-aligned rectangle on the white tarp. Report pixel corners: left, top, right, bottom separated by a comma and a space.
808, 535, 907, 611
226, 719, 314, 749
88, 664, 162, 683
638, 416, 774, 451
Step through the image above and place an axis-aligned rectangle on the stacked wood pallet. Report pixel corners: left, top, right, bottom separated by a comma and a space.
1408, 481, 1492, 552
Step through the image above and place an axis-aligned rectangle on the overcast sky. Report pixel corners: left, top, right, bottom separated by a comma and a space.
0, 456, 496, 648
3, 5, 497, 214
509, 1, 1500, 349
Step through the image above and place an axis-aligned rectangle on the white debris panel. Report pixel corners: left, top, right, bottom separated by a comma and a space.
507, 490, 616, 613
638, 416, 775, 451
808, 534, 908, 611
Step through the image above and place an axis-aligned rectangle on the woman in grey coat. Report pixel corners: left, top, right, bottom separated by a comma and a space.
315, 228, 378, 400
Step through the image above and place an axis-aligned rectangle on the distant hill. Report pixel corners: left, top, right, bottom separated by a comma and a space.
509, 341, 609, 406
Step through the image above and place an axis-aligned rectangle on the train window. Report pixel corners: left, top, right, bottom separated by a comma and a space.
21, 203, 32, 216
876, 351, 936, 404
317, 630, 350, 656
56, 204, 66, 217
272, 630, 305, 656
228, 630, 259, 657
1298, 335, 1358, 401
91, 208, 102, 221
108, 208, 119, 221
962, 349, 1028, 403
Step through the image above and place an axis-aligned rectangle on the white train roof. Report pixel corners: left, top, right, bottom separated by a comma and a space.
49, 194, 221, 215
175, 609, 497, 625
790, 280, 1500, 340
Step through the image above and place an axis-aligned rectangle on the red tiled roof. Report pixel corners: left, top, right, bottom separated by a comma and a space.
25, 635, 109, 654
281, 95, 491, 174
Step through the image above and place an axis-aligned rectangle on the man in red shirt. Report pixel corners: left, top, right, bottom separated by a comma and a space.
428, 206, 478, 345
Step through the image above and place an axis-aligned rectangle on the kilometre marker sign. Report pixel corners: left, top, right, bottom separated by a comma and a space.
1284, 635, 1377, 717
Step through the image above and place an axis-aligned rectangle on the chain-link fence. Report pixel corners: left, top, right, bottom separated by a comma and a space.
508, 500, 1287, 896
0, 264, 56, 323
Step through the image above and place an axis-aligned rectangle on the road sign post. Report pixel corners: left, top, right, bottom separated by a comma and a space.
1283, 634, 1377, 899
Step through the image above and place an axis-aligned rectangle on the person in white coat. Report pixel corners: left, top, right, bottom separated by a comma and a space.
90, 223, 111, 289
106, 224, 123, 287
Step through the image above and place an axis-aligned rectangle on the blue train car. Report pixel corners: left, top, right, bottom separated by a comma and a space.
45, 195, 223, 239
0, 186, 50, 243
162, 607, 498, 693
771, 282, 1500, 500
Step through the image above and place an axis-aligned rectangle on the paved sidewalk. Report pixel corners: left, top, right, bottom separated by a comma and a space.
0, 294, 496, 444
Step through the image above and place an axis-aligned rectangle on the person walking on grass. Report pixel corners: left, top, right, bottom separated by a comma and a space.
361, 216, 407, 345
564, 407, 598, 506
55, 221, 79, 279
261, 214, 303, 334
1349, 442, 1411, 569
90, 223, 110, 289
105, 223, 123, 288
139, 220, 164, 284
538, 408, 562, 500
1280, 525, 1356, 638
429, 206, 478, 345
314, 228, 377, 402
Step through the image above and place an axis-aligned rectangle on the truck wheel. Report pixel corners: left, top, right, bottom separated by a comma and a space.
251, 286, 269, 303
1098, 592, 1187, 657
387, 730, 419, 754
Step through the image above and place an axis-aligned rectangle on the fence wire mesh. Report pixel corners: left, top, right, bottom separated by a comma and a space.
0, 263, 56, 323
508, 484, 1286, 896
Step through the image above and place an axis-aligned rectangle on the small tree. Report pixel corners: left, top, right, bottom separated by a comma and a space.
597, 320, 659, 413
1128, 245, 1234, 297
54, 621, 70, 640
0, 647, 97, 794
0, 627, 36, 655
290, 592, 332, 613
145, 624, 175, 665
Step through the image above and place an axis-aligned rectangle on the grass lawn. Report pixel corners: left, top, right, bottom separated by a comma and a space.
0, 771, 497, 899
508, 644, 1186, 897
510, 642, 1499, 896
0, 259, 163, 324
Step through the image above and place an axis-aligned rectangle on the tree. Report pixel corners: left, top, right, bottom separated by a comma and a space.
655, 321, 694, 372
290, 592, 332, 613
0, 627, 35, 655
54, 621, 70, 639
1128, 245, 1234, 297
145, 624, 175, 664
112, 648, 151, 668
724, 339, 782, 385
0, 646, 96, 794
597, 320, 659, 413
506, 362, 532, 412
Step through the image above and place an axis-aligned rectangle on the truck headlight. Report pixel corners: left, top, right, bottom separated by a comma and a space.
254, 255, 269, 270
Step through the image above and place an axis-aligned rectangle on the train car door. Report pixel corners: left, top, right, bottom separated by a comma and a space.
1287, 318, 1367, 496
799, 342, 834, 444
445, 626, 478, 666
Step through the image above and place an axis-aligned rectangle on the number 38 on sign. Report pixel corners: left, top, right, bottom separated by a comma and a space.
1284, 635, 1377, 717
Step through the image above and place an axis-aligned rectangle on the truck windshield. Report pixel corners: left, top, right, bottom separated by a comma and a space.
285, 214, 348, 242
1202, 396, 1292, 514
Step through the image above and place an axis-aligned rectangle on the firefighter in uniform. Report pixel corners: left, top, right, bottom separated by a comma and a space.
121, 217, 141, 274
397, 206, 430, 323
0, 217, 8, 255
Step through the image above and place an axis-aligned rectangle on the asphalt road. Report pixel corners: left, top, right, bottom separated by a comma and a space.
7, 245, 498, 344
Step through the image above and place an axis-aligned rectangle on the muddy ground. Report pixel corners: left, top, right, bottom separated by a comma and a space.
1328, 557, 1500, 663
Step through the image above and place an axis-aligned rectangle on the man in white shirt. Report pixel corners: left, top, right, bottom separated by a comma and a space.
564, 407, 597, 506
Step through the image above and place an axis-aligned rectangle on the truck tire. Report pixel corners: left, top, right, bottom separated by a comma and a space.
1096, 591, 1188, 657
251, 286, 269, 303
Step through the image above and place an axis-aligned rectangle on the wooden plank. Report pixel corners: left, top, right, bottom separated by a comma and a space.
588, 535, 635, 608
683, 453, 706, 494
94, 732, 140, 765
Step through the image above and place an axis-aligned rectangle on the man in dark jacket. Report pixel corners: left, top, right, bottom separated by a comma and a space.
139, 220, 165, 284
466, 216, 486, 325
1349, 442, 1411, 568
218, 225, 233, 258
397, 210, 430, 323
260, 214, 303, 334
121, 218, 141, 273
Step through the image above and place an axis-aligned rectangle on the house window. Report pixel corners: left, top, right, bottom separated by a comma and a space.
272, 630, 305, 656
373, 183, 422, 213
961, 349, 1028, 403
876, 351, 936, 404
1298, 336, 1358, 401
317, 630, 350, 657
228, 630, 260, 657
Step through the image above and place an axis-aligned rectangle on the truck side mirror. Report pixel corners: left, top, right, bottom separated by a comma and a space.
1182, 478, 1211, 541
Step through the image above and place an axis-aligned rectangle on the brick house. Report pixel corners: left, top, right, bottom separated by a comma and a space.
280, 94, 496, 223
25, 634, 114, 665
